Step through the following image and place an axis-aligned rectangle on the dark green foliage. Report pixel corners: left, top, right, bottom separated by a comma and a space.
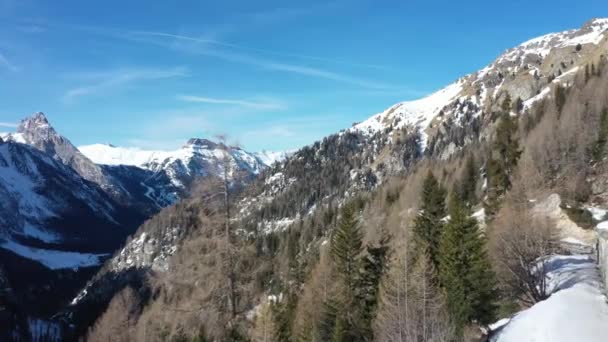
555, 84, 567, 114
457, 155, 478, 206
592, 108, 608, 161
501, 93, 512, 112
273, 293, 298, 342
329, 203, 365, 340
439, 195, 498, 337
331, 204, 363, 293
318, 299, 340, 341
513, 97, 524, 114
356, 233, 391, 340
561, 205, 597, 230
485, 112, 521, 217
191, 327, 210, 342
413, 172, 447, 268
226, 326, 250, 342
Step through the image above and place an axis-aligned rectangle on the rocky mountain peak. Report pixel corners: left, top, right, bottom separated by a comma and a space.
17, 112, 58, 142
184, 138, 218, 149
18, 112, 50, 130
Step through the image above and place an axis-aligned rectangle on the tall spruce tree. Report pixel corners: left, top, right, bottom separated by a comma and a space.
413, 172, 447, 268
485, 110, 521, 218
356, 232, 391, 340
458, 155, 478, 206
439, 195, 497, 337
329, 203, 365, 341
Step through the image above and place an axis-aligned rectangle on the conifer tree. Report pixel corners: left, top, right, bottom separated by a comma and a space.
458, 155, 478, 206
439, 195, 497, 338
413, 172, 447, 268
555, 84, 567, 114
329, 203, 365, 341
485, 111, 521, 218
501, 93, 512, 113
513, 97, 524, 114
356, 232, 391, 340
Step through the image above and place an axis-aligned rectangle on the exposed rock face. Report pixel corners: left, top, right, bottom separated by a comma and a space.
15, 113, 114, 195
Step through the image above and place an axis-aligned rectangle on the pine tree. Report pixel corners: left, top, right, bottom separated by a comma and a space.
273, 293, 298, 342
331, 203, 363, 295
413, 172, 447, 268
485, 112, 521, 218
458, 155, 478, 206
439, 195, 497, 338
501, 93, 512, 113
356, 232, 391, 340
513, 97, 524, 114
555, 84, 567, 114
329, 203, 365, 341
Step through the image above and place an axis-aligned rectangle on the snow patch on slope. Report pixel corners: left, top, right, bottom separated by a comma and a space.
0, 239, 108, 270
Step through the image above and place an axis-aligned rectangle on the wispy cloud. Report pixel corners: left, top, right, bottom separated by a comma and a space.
17, 25, 46, 34
0, 51, 18, 72
0, 121, 18, 128
67, 24, 393, 89
177, 95, 286, 110
123, 32, 391, 89
63, 67, 188, 103
128, 30, 391, 70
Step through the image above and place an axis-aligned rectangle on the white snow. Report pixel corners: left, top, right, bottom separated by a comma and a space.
0, 144, 56, 221
21, 223, 61, 243
1, 132, 26, 144
254, 150, 294, 166
597, 221, 608, 232
560, 236, 591, 246
492, 254, 608, 342
77, 143, 163, 167
0, 239, 107, 270
472, 208, 486, 224
587, 207, 608, 221
351, 80, 463, 147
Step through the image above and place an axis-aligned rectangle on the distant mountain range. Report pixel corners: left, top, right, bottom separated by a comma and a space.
0, 112, 282, 332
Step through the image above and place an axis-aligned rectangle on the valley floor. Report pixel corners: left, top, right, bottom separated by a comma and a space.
491, 254, 608, 342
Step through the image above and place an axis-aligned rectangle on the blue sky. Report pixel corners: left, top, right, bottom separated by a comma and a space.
0, 0, 606, 152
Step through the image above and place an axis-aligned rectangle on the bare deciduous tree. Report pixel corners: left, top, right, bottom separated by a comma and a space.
374, 242, 455, 342
494, 205, 558, 306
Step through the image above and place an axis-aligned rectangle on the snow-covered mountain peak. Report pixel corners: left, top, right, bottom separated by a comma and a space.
18, 112, 51, 131
351, 79, 464, 145
80, 138, 268, 190
351, 18, 608, 157
184, 138, 219, 149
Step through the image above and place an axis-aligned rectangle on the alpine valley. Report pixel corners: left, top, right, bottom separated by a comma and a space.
3, 16, 608, 342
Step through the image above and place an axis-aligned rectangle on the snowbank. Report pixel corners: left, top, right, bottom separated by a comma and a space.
492, 255, 608, 342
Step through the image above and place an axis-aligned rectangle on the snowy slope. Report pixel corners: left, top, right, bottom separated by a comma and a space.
254, 150, 295, 166
351, 18, 608, 154
0, 240, 108, 270
352, 80, 464, 146
491, 255, 608, 342
0, 140, 141, 271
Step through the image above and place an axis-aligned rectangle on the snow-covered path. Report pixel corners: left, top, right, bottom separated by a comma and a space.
492, 255, 608, 342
